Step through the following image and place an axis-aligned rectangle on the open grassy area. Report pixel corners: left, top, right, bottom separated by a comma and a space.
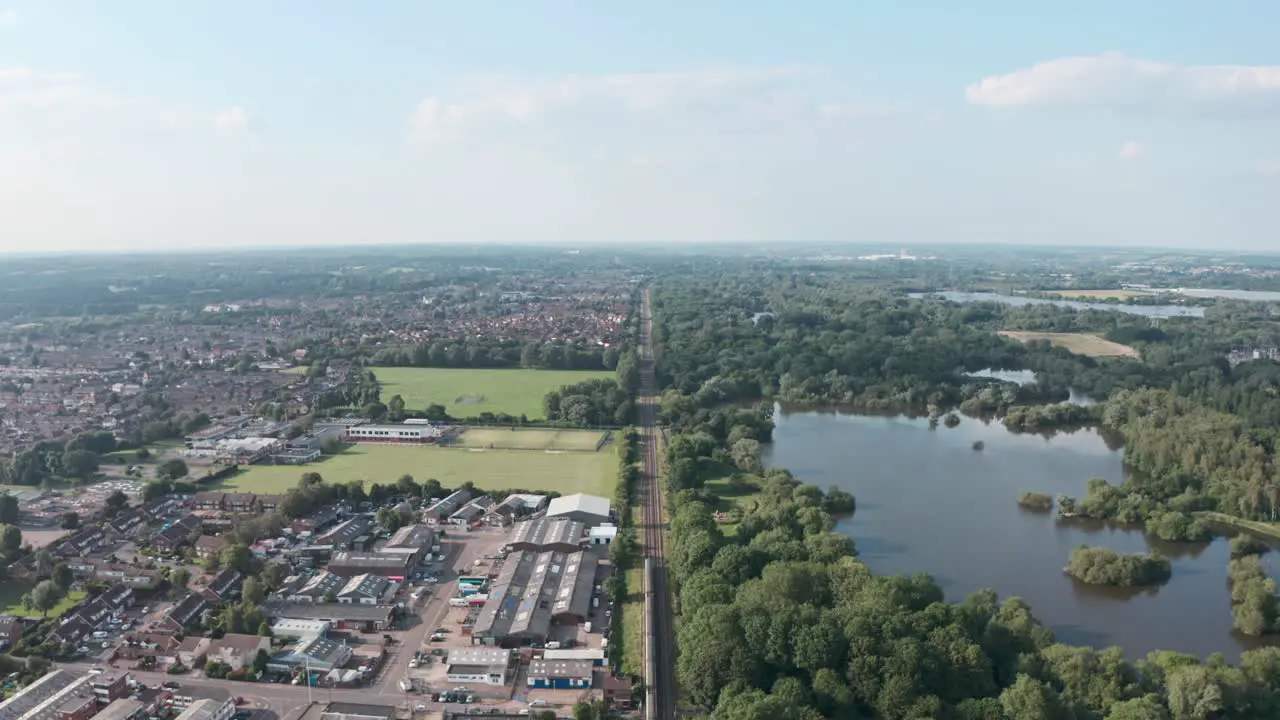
373, 367, 614, 419
620, 566, 645, 678
703, 474, 764, 537
214, 441, 615, 496
1049, 289, 1153, 300
454, 427, 607, 452
998, 331, 1139, 359
0, 584, 87, 619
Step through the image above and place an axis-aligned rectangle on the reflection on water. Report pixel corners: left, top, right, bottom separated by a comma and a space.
763, 405, 1278, 659
968, 368, 1099, 406
910, 291, 1206, 318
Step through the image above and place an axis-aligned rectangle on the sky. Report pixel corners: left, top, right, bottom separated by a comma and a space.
1, 1, 1278, 253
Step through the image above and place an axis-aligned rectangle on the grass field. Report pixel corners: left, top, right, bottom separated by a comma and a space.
373, 367, 615, 419
0, 584, 87, 619
455, 427, 607, 451
215, 440, 614, 496
998, 331, 1139, 359
620, 566, 645, 678
704, 475, 763, 537
1049, 289, 1153, 300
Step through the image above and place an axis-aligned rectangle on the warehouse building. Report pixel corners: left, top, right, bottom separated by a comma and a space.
527, 659, 594, 690
344, 424, 442, 444
380, 524, 436, 566
470, 549, 596, 646
544, 493, 611, 527
445, 648, 513, 686
326, 551, 413, 581
506, 517, 586, 554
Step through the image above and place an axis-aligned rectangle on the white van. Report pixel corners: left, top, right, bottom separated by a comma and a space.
448, 597, 469, 607
91, 631, 108, 639
545, 641, 561, 650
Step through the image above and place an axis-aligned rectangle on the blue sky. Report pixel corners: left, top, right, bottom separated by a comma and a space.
2, 1, 1278, 252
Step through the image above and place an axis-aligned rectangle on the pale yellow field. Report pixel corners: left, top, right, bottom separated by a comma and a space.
1049, 289, 1152, 300
998, 331, 1139, 358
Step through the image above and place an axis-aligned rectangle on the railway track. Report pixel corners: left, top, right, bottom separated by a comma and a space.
638, 288, 677, 720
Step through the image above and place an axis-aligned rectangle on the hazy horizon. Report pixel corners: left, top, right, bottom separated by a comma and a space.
3, 1, 1278, 253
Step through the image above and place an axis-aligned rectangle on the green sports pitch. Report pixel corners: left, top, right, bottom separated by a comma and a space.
213, 429, 615, 496
373, 367, 614, 419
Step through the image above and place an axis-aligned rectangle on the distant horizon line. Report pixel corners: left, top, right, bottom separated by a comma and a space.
1, 239, 1279, 259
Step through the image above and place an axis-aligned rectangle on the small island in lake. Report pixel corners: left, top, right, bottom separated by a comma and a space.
1017, 491, 1054, 512
1065, 546, 1172, 587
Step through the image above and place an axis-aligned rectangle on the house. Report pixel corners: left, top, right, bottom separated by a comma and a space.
203, 569, 244, 603
602, 673, 635, 709
0, 616, 23, 650
107, 511, 148, 539
447, 496, 494, 527
115, 632, 182, 663
380, 524, 436, 566
76, 597, 114, 628
422, 489, 472, 525
205, 634, 270, 671
325, 552, 413, 581
445, 647, 511, 686
57, 528, 106, 557
81, 562, 161, 589
101, 584, 135, 610
284, 571, 345, 603
544, 493, 611, 527
193, 535, 228, 559
192, 492, 226, 511
527, 659, 593, 689
162, 594, 209, 632
256, 495, 282, 512
48, 615, 94, 645
266, 635, 352, 673
336, 574, 391, 605
153, 514, 202, 550
507, 518, 586, 554
177, 637, 211, 667
223, 494, 257, 513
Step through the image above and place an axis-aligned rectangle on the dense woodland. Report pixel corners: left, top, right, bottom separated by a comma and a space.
650, 272, 1280, 719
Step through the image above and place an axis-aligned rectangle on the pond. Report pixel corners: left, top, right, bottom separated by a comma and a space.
762, 405, 1278, 660
910, 291, 1206, 318
968, 368, 1098, 406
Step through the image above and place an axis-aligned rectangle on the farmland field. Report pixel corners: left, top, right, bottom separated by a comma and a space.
373, 367, 614, 419
998, 330, 1139, 358
214, 439, 614, 496
1047, 289, 1153, 300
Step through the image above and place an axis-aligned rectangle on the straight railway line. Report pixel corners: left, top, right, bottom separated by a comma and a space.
638, 287, 676, 720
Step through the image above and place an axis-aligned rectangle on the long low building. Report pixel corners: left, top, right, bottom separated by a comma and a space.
506, 517, 586, 554
344, 424, 442, 444
325, 551, 414, 581
470, 549, 595, 647
264, 602, 396, 631
445, 648, 513, 686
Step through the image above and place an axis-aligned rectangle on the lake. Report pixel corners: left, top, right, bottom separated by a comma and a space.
1177, 288, 1280, 302
968, 368, 1098, 406
763, 405, 1278, 660
911, 291, 1206, 318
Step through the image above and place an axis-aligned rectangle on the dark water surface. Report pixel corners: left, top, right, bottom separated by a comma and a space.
762, 406, 1278, 660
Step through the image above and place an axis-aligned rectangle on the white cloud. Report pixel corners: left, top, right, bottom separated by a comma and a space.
0, 8, 16, 26
0, 66, 169, 117
1118, 141, 1144, 160
408, 65, 849, 145
966, 52, 1280, 115
213, 106, 249, 133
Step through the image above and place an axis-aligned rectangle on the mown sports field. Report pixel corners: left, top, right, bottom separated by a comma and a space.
213, 428, 614, 496
998, 330, 1139, 358
374, 367, 614, 419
